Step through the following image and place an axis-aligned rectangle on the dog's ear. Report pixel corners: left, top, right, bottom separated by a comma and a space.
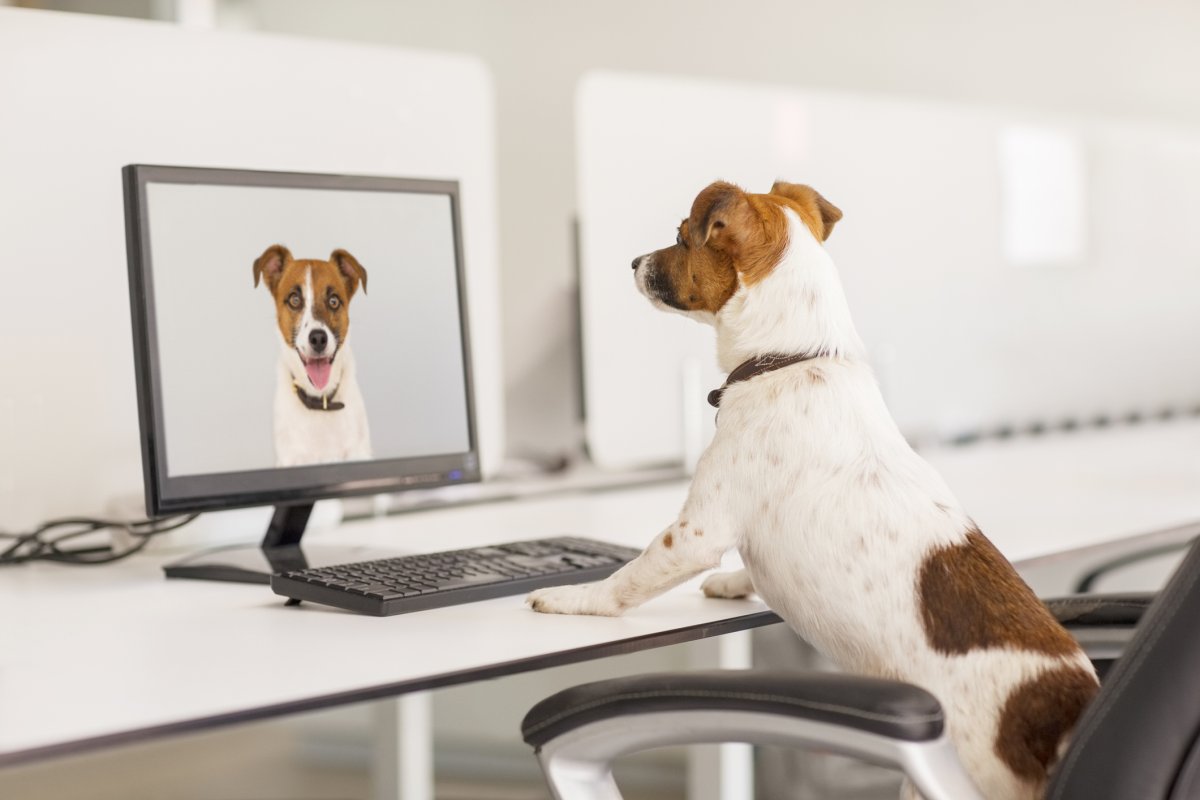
253, 244, 292, 292
687, 181, 751, 250
769, 181, 842, 241
330, 249, 368, 298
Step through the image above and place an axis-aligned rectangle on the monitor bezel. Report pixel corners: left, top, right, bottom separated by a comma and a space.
123, 164, 482, 516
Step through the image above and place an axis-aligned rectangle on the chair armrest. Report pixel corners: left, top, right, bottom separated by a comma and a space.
1046, 592, 1153, 627
523, 670, 944, 746
522, 671, 983, 800
1046, 592, 1152, 670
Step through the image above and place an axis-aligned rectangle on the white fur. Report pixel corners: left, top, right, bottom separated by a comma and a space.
272, 266, 372, 467
530, 211, 1092, 798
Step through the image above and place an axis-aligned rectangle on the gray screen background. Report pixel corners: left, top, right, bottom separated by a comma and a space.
147, 182, 471, 476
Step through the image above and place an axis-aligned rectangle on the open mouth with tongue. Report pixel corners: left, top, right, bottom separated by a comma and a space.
300, 352, 335, 391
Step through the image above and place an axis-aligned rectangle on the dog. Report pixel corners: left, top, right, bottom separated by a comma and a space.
528, 181, 1098, 799
253, 244, 372, 467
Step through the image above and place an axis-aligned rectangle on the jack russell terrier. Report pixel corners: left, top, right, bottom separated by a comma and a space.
253, 244, 372, 467
528, 181, 1098, 799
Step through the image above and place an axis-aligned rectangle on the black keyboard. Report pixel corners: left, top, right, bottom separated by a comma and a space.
270, 536, 642, 616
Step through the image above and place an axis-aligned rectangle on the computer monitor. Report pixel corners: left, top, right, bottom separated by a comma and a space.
123, 165, 480, 582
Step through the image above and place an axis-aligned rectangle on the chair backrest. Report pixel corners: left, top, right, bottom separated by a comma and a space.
1047, 538, 1200, 799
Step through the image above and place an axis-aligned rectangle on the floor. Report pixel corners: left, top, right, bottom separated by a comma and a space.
0, 708, 685, 800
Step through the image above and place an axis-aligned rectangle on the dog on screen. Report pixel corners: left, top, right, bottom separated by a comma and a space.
253, 245, 372, 467
528, 181, 1098, 799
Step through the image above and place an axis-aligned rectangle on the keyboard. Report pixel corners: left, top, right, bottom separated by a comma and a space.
269, 536, 642, 616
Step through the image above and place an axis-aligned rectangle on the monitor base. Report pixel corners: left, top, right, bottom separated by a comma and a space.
162, 503, 400, 584
163, 543, 404, 584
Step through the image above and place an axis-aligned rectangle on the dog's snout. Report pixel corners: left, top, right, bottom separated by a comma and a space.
309, 329, 328, 353
631, 257, 642, 271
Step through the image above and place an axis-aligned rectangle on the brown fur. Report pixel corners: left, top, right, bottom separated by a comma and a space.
662, 532, 674, 548
918, 528, 1080, 656
639, 181, 841, 314
252, 244, 368, 349
994, 664, 1098, 781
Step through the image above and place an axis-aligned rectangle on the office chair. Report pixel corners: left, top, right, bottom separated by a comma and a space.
521, 537, 1200, 799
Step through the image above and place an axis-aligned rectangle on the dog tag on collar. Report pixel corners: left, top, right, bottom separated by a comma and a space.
294, 384, 345, 412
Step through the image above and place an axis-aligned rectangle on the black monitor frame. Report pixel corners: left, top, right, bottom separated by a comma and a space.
123, 164, 482, 522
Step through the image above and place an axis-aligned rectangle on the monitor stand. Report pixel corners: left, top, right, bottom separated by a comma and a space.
162, 503, 397, 584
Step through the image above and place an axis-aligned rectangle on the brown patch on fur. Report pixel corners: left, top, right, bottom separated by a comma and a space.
769, 181, 842, 241
632, 180, 841, 313
662, 532, 674, 548
679, 520, 688, 528
918, 528, 1080, 656
694, 529, 704, 537
995, 664, 1098, 781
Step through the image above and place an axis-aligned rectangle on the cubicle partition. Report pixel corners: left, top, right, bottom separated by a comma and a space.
576, 70, 1200, 468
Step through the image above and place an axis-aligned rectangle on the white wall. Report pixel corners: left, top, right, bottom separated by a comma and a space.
577, 73, 1200, 467
226, 0, 1200, 458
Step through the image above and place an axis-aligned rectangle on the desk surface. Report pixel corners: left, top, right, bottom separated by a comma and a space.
3, 419, 1199, 768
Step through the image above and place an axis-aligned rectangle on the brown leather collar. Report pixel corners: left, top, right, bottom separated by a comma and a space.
294, 384, 344, 411
708, 352, 828, 408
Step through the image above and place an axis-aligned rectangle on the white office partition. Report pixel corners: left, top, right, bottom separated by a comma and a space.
577, 71, 1200, 469
0, 9, 503, 529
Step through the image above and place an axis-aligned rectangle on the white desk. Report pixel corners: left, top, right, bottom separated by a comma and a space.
0, 481, 772, 768
3, 419, 1199, 782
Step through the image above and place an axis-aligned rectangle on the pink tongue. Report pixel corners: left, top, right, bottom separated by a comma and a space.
305, 359, 332, 391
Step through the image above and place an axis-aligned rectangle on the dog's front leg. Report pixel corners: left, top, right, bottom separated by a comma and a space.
700, 568, 755, 599
528, 520, 732, 616
528, 475, 736, 617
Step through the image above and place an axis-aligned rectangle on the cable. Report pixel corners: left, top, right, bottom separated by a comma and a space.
0, 513, 199, 566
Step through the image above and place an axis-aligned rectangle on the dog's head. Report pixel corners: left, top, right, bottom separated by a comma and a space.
631, 181, 841, 320
253, 245, 368, 392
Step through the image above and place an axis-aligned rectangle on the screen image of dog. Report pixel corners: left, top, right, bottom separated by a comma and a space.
252, 244, 373, 467
528, 181, 1098, 799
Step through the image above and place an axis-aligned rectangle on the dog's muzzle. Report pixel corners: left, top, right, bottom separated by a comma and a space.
632, 254, 653, 297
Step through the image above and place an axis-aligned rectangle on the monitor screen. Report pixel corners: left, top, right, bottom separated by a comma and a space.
124, 166, 480, 514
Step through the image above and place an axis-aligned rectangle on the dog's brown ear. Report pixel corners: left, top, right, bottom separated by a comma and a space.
688, 181, 751, 250
330, 249, 368, 298
769, 181, 842, 241
253, 244, 292, 292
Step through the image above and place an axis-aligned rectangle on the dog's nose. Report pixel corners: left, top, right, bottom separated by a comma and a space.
309, 329, 328, 353
631, 257, 641, 271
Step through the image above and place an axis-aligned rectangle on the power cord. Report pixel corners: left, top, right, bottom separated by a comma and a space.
0, 513, 199, 566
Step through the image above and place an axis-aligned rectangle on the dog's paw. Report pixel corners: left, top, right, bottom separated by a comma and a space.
527, 584, 623, 617
701, 569, 754, 599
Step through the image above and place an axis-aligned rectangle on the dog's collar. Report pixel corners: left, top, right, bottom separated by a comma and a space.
294, 383, 344, 412
708, 352, 828, 408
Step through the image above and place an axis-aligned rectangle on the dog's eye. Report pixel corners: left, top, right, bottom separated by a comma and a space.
287, 291, 302, 310
328, 295, 341, 311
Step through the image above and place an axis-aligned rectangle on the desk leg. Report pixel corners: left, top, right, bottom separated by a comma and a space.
686, 630, 754, 800
372, 693, 434, 800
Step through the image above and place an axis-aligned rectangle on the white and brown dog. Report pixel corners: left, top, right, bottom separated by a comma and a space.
253, 245, 372, 467
528, 181, 1098, 799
